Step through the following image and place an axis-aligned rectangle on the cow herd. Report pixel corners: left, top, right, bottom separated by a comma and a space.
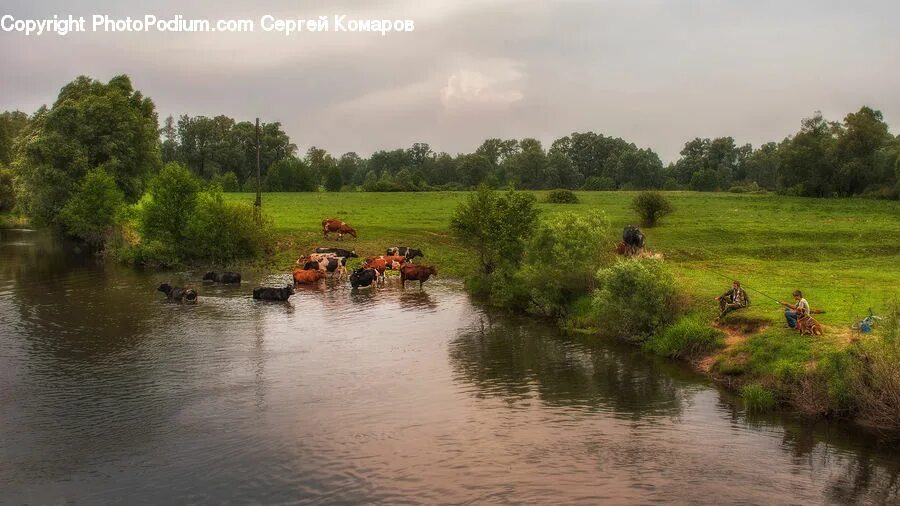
157, 218, 438, 303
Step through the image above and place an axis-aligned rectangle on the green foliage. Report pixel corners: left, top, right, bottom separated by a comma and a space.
15, 75, 161, 226
58, 167, 124, 248
450, 185, 539, 282
849, 301, 900, 429
0, 110, 29, 166
184, 188, 271, 264
0, 164, 14, 212
211, 171, 240, 192
592, 259, 678, 341
264, 157, 317, 192
742, 384, 776, 412
138, 162, 201, 246
631, 191, 674, 227
324, 165, 343, 192
582, 176, 615, 191
645, 314, 725, 359
516, 211, 610, 317
545, 189, 578, 204
720, 330, 812, 382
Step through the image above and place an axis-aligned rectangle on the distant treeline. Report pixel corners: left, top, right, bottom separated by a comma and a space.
2, 74, 900, 224
162, 108, 898, 199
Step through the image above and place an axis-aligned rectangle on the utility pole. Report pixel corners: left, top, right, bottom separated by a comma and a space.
254, 117, 261, 210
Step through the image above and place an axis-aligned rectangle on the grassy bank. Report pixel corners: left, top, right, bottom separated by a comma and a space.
228, 191, 900, 420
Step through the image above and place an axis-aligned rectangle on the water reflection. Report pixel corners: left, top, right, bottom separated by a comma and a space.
2, 229, 900, 503
449, 311, 687, 419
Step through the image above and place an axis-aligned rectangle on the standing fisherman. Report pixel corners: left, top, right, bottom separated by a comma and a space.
780, 290, 810, 330
716, 280, 750, 319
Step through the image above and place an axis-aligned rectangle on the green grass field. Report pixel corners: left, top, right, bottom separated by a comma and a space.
224, 191, 900, 336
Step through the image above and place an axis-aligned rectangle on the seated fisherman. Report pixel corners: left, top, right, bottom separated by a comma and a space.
716, 280, 750, 318
780, 290, 810, 330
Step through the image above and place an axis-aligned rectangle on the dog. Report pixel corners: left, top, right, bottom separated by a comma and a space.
157, 283, 198, 303
796, 314, 822, 336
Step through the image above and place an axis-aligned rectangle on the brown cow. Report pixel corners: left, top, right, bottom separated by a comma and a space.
292, 269, 326, 284
400, 264, 437, 288
322, 218, 357, 240
362, 256, 403, 284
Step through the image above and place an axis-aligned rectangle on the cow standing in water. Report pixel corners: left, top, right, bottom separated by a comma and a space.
363, 256, 405, 284
349, 267, 378, 288
399, 264, 437, 288
322, 218, 357, 240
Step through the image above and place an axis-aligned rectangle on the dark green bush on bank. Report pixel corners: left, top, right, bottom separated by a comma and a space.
592, 259, 678, 341
645, 314, 724, 359
546, 189, 578, 204
122, 162, 271, 266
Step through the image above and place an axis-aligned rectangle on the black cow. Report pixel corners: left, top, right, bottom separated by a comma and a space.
158, 283, 198, 303
202, 271, 242, 284
386, 246, 424, 261
623, 225, 645, 250
349, 267, 377, 288
253, 284, 294, 301
315, 247, 358, 258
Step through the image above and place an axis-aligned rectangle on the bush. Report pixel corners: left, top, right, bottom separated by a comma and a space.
850, 301, 900, 429
184, 188, 272, 264
742, 384, 776, 412
211, 171, 240, 192
631, 191, 673, 227
58, 167, 124, 249
592, 259, 678, 341
450, 185, 539, 281
646, 314, 725, 359
517, 211, 609, 317
0, 164, 14, 212
545, 189, 578, 204
729, 181, 762, 194
138, 163, 201, 245
582, 176, 615, 191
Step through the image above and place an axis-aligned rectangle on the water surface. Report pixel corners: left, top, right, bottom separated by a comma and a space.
1, 229, 898, 504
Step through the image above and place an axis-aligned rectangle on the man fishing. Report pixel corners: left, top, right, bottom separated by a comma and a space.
780, 290, 810, 330
715, 280, 750, 319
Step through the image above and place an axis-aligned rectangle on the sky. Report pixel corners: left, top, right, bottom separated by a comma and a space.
2, 0, 898, 162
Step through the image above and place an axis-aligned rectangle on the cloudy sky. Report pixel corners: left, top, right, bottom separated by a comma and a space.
2, 0, 898, 162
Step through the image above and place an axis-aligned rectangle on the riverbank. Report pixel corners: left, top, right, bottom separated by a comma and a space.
224, 190, 900, 424
0, 212, 28, 229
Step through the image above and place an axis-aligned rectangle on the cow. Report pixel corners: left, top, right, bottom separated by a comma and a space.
253, 284, 295, 301
315, 247, 358, 258
322, 218, 357, 240
292, 269, 326, 285
158, 283, 198, 303
300, 253, 347, 279
400, 264, 437, 288
621, 225, 645, 256
349, 267, 378, 288
202, 271, 241, 284
362, 256, 404, 284
385, 247, 424, 261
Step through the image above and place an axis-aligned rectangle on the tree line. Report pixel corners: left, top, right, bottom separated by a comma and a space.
2, 73, 899, 227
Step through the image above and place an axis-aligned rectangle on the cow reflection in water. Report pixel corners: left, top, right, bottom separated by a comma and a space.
399, 290, 437, 310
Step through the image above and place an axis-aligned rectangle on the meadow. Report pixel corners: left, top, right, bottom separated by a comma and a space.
225, 190, 899, 332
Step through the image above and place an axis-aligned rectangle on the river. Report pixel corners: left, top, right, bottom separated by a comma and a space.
1, 229, 898, 504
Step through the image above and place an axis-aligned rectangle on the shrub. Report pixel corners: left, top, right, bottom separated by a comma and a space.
212, 171, 240, 192
592, 259, 678, 341
582, 176, 615, 191
138, 163, 201, 245
646, 314, 725, 359
545, 189, 578, 204
742, 384, 776, 412
58, 167, 124, 249
729, 181, 762, 194
631, 191, 673, 227
850, 301, 900, 429
184, 188, 272, 264
0, 164, 14, 212
518, 211, 609, 317
450, 185, 539, 281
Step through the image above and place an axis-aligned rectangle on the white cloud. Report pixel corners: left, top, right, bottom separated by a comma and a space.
440, 60, 524, 111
